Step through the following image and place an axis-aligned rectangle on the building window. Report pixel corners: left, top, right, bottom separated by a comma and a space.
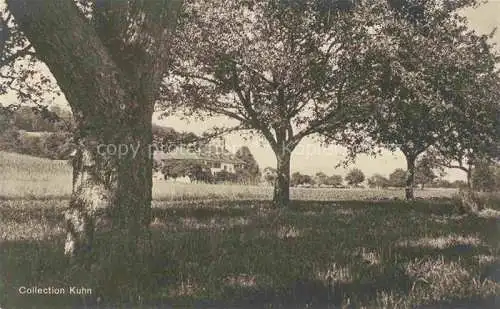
213, 162, 221, 168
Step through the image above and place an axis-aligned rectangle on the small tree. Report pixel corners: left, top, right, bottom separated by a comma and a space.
414, 156, 439, 190
346, 168, 365, 187
389, 168, 407, 188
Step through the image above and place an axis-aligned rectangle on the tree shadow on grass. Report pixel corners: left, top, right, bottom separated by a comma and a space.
2, 198, 499, 309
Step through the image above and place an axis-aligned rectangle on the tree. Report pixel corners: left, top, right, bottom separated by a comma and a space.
291, 172, 314, 187
414, 155, 439, 190
452, 180, 468, 189
361, 0, 500, 200
160, 0, 382, 207
367, 174, 389, 189
214, 170, 238, 183
325, 174, 343, 187
5, 0, 182, 276
345, 168, 365, 187
263, 166, 277, 185
314, 172, 328, 186
235, 146, 261, 184
389, 168, 407, 188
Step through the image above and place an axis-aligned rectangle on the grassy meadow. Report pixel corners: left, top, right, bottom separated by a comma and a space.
1, 151, 499, 309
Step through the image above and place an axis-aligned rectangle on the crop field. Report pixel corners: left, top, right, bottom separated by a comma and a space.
1, 151, 499, 309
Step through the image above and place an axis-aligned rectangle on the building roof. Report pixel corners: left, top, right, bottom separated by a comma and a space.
153, 148, 246, 165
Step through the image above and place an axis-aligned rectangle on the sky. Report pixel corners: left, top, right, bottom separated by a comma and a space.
2, 1, 500, 180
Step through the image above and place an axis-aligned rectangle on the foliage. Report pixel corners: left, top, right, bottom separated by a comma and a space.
337, 0, 500, 198
367, 173, 390, 188
0, 105, 74, 159
213, 170, 238, 183
153, 124, 201, 152
291, 172, 315, 187
345, 168, 365, 186
161, 0, 384, 206
314, 172, 328, 186
161, 159, 214, 183
234, 146, 261, 184
389, 168, 407, 188
325, 174, 343, 187
2, 196, 499, 308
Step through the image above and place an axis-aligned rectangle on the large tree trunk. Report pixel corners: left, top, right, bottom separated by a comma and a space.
405, 156, 416, 200
64, 119, 153, 265
273, 149, 291, 208
8, 0, 160, 265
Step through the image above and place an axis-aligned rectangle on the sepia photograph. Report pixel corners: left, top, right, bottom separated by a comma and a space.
0, 0, 499, 308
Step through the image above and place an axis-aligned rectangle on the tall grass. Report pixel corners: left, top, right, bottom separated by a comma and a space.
1, 151, 458, 202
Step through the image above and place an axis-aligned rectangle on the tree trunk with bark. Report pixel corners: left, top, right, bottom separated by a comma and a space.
466, 167, 473, 191
7, 0, 166, 267
273, 150, 292, 208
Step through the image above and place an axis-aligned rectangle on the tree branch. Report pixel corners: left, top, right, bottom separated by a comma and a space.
229, 66, 278, 150
229, 58, 276, 87
203, 104, 248, 123
172, 70, 222, 86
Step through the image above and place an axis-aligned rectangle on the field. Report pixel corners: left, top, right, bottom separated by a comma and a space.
0, 151, 457, 202
1, 151, 499, 309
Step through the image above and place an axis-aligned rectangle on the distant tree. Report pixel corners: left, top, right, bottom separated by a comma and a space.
325, 174, 343, 187
234, 146, 260, 184
367, 174, 389, 189
291, 172, 315, 187
0, 128, 20, 152
389, 168, 407, 188
263, 167, 277, 185
214, 170, 237, 183
314, 172, 328, 186
161, 160, 205, 180
414, 156, 439, 190
153, 125, 201, 152
345, 168, 365, 187
472, 160, 498, 192
291, 172, 304, 187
